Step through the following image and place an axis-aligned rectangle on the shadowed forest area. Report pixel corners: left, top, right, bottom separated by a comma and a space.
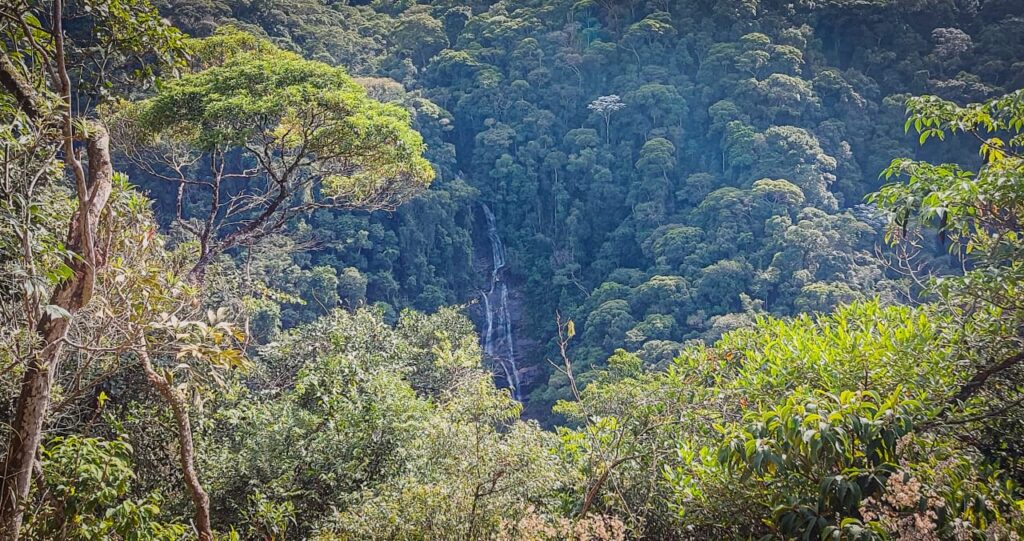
3, 0, 1024, 538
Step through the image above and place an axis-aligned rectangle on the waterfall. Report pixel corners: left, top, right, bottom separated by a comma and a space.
480, 291, 494, 360
480, 204, 522, 401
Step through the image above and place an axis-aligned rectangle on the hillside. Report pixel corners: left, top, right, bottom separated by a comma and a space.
153, 0, 1021, 416
2, 0, 1024, 539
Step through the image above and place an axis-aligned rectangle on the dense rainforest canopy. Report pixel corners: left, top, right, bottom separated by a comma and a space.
2, 0, 1024, 539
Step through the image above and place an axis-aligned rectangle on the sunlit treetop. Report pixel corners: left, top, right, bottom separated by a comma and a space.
116, 26, 434, 209
871, 90, 1024, 253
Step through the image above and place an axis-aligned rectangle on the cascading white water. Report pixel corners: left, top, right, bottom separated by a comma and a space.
480, 291, 494, 360
480, 204, 522, 401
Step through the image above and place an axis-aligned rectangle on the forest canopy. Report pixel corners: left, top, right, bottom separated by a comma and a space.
2, 0, 1024, 539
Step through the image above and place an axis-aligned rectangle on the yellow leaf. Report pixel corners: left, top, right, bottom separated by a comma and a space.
982, 137, 1006, 163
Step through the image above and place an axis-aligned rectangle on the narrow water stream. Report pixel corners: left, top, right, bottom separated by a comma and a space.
479, 203, 522, 401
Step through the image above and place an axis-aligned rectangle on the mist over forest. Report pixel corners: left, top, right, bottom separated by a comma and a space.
2, 0, 1024, 538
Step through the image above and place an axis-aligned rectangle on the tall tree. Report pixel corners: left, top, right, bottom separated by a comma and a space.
110, 28, 435, 279
0, 1, 183, 536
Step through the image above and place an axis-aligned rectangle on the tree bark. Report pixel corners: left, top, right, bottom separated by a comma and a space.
138, 347, 213, 541
578, 454, 637, 517
952, 351, 1024, 404
0, 10, 114, 533
0, 127, 113, 540
0, 55, 45, 121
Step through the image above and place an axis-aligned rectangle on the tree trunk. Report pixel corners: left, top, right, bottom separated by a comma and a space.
187, 249, 214, 283
952, 351, 1024, 404
139, 348, 213, 541
0, 128, 113, 541
0, 3, 115, 536
0, 55, 45, 121
1, 319, 65, 538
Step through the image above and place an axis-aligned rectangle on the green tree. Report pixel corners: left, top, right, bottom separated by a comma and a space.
392, 10, 449, 68
111, 27, 434, 279
869, 90, 1024, 430
0, 1, 185, 534
27, 436, 186, 540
